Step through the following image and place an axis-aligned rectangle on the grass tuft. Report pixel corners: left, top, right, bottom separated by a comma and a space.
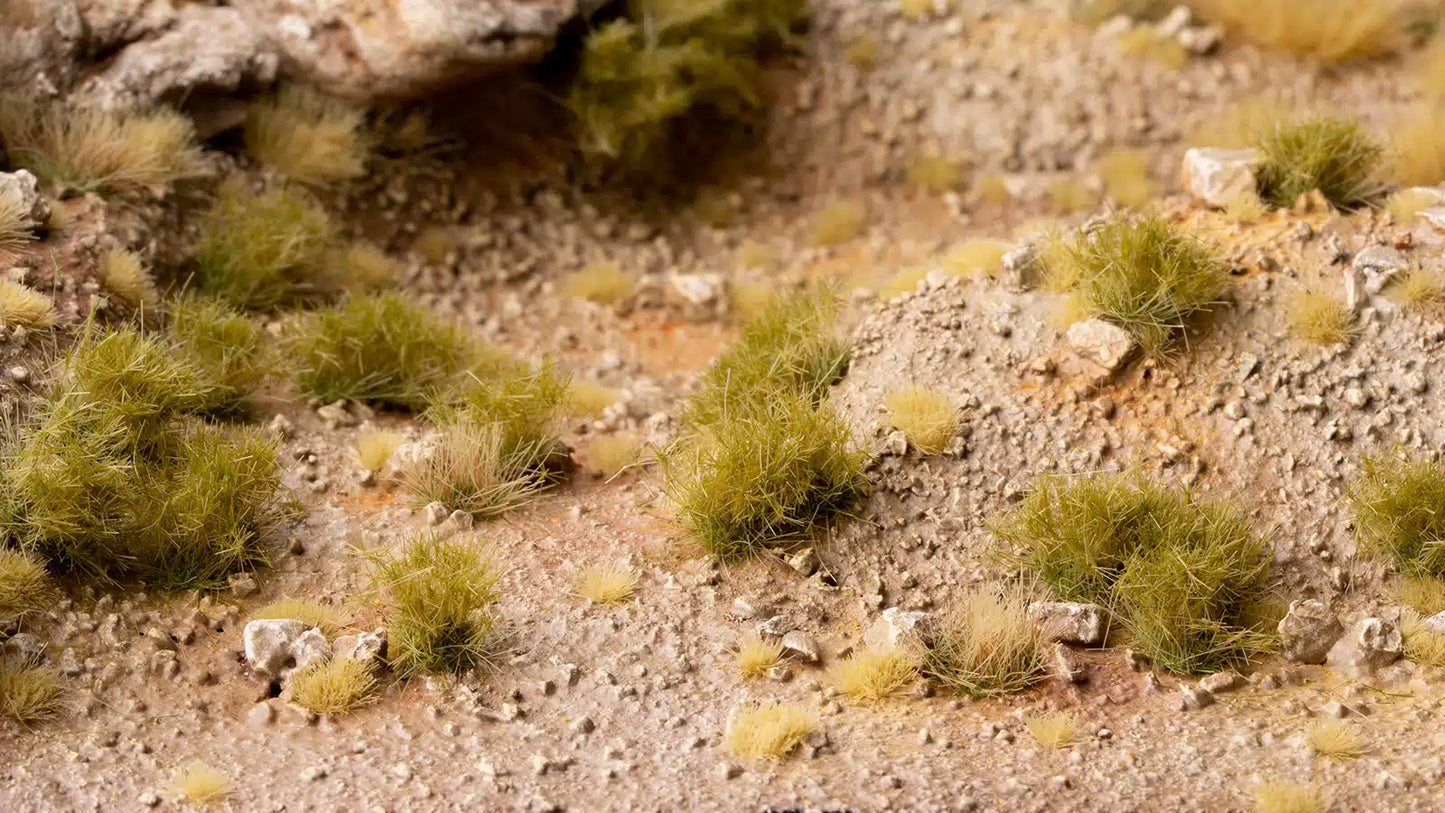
1191, 0, 1399, 63
1306, 718, 1364, 759
413, 226, 457, 266
245, 86, 368, 187
0, 660, 61, 722
1351, 454, 1445, 577
907, 153, 962, 193
0, 281, 57, 328
586, 433, 642, 477
1391, 106, 1445, 188
401, 423, 549, 519
1253, 117, 1386, 210
289, 657, 378, 715
370, 533, 502, 676
172, 761, 231, 804
0, 100, 204, 193
569, 382, 621, 417
878, 267, 929, 302
829, 647, 919, 701
1, 194, 34, 257
1399, 575, 1445, 616
1097, 149, 1156, 208
996, 474, 1272, 674
1046, 216, 1230, 355
1400, 608, 1445, 667
328, 242, 401, 292
192, 181, 334, 311
884, 385, 958, 455
973, 174, 1011, 207
166, 296, 265, 417
1023, 711, 1078, 748
576, 564, 637, 605
0, 549, 57, 622
97, 249, 158, 312
357, 431, 406, 472
1286, 290, 1355, 345
725, 702, 817, 761
1396, 267, 1444, 308
736, 631, 785, 680
1048, 178, 1096, 214
924, 588, 1046, 697
293, 293, 475, 411
252, 600, 350, 638
812, 200, 867, 246
565, 263, 635, 306
1253, 781, 1329, 813
941, 239, 1012, 278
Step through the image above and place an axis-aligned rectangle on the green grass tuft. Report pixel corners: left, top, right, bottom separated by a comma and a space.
0, 658, 61, 722
0, 549, 57, 622
924, 587, 1046, 698
1351, 453, 1445, 577
1253, 116, 1386, 210
996, 474, 1272, 674
370, 533, 502, 676
191, 181, 335, 311
166, 296, 266, 418
1047, 216, 1230, 355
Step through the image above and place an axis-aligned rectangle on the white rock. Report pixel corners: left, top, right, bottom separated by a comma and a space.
1000, 238, 1042, 292
1326, 616, 1402, 676
1353, 245, 1407, 297
1421, 206, 1445, 231
1424, 611, 1445, 635
1278, 599, 1342, 664
1066, 318, 1137, 372
0, 170, 50, 234
243, 619, 305, 677
290, 628, 331, 671
670, 272, 724, 307
424, 501, 450, 526
335, 628, 387, 664
864, 607, 933, 650
1182, 147, 1263, 208
1028, 601, 1106, 646
780, 631, 819, 664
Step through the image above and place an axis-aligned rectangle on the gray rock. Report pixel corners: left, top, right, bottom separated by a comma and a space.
1278, 599, 1342, 664
1028, 601, 1105, 646
1353, 245, 1407, 298
247, 701, 276, 727
4, 632, 46, 664
0, 171, 51, 235
1049, 642, 1084, 684
1066, 319, 1137, 372
334, 628, 387, 664
290, 628, 331, 672
864, 607, 933, 650
424, 501, 451, 526
243, 618, 305, 677
787, 547, 819, 577
1421, 206, 1445, 231
1182, 147, 1262, 208
1000, 239, 1042, 291
1178, 683, 1214, 711
1424, 611, 1445, 635
780, 631, 819, 664
670, 272, 723, 307
1326, 616, 1402, 675
1198, 671, 1244, 695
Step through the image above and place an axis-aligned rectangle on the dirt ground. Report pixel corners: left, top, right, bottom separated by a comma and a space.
5, 1, 1445, 811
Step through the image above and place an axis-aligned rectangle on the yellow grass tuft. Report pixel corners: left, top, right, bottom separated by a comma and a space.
252, 600, 351, 638
0, 280, 57, 328
1306, 718, 1364, 759
829, 647, 919, 701
924, 588, 1046, 697
0, 549, 57, 621
576, 564, 637, 604
172, 761, 231, 804
907, 153, 963, 193
97, 248, 158, 311
736, 631, 785, 680
729, 281, 775, 321
1253, 781, 1329, 813
1400, 575, 1445, 616
1023, 711, 1078, 748
879, 267, 930, 302
735, 240, 775, 270
0, 661, 61, 722
356, 431, 406, 472
725, 702, 818, 760
941, 238, 1012, 278
414, 226, 457, 266
1097, 149, 1156, 208
899, 0, 935, 20
1401, 609, 1445, 668
1116, 27, 1190, 69
0, 101, 205, 193
1287, 291, 1355, 345
845, 32, 880, 69
1188, 97, 1289, 150
587, 433, 642, 477
1396, 267, 1445, 309
1223, 189, 1272, 222
812, 200, 867, 246
565, 263, 635, 305
1386, 188, 1441, 223
884, 385, 959, 454
329, 242, 401, 291
1391, 106, 1445, 188
0, 194, 32, 257
289, 657, 378, 715
974, 174, 1011, 207
569, 381, 620, 417
245, 86, 368, 187
1191, 0, 1400, 63
1048, 177, 1096, 214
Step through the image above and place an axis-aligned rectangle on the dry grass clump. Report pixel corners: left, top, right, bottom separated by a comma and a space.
1253, 782, 1329, 813
586, 434, 642, 477
0, 327, 282, 587
569, 382, 620, 417
565, 263, 635, 306
288, 657, 378, 715
576, 564, 637, 605
1048, 178, 1096, 214
941, 238, 1012, 278
327, 242, 401, 292
725, 702, 818, 760
1116, 27, 1190, 69
401, 422, 543, 518
973, 174, 1011, 207
907, 153, 962, 193
1190, 0, 1400, 63
829, 647, 919, 701
569, 0, 806, 163
371, 533, 502, 676
736, 631, 784, 679
413, 226, 457, 266
192, 181, 335, 311
1253, 117, 1386, 210
0, 100, 204, 193
1351, 454, 1445, 577
1097, 149, 1156, 208
357, 431, 406, 472
844, 32, 880, 69
1396, 267, 1445, 308
1286, 291, 1355, 346
884, 385, 958, 454
1306, 718, 1365, 759
97, 249, 158, 312
245, 86, 368, 187
1391, 106, 1445, 187
1399, 575, 1445, 616
996, 474, 1272, 674
172, 761, 231, 804
0, 281, 57, 328
0, 550, 57, 622
166, 296, 265, 417
252, 600, 350, 638
293, 293, 475, 411
1400, 608, 1445, 667
1385, 188, 1439, 222
878, 267, 929, 302
1047, 216, 1230, 355
923, 588, 1046, 697
1023, 711, 1078, 748
0, 659, 61, 722
812, 200, 867, 246
0, 195, 33, 257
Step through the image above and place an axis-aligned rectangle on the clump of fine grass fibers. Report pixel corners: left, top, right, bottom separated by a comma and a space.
907, 153, 962, 193
565, 263, 635, 306
996, 474, 1273, 674
725, 702, 818, 761
0, 193, 33, 257
97, 248, 158, 312
1252, 117, 1386, 210
0, 280, 57, 328
1386, 188, 1440, 222
1390, 106, 1445, 188
0, 549, 57, 622
357, 430, 406, 472
0, 326, 282, 587
923, 588, 1046, 697
1023, 711, 1078, 749
1395, 267, 1445, 309
413, 226, 456, 266
1046, 216, 1230, 355
252, 600, 350, 638
884, 385, 958, 455
1400, 575, 1445, 616
1351, 453, 1445, 577
370, 533, 502, 676
576, 564, 637, 605
288, 657, 378, 715
829, 647, 919, 701
586, 433, 642, 478
1191, 0, 1398, 64
568, 0, 806, 163
0, 658, 61, 722
1047, 177, 1096, 214
736, 631, 784, 680
293, 293, 475, 411
1286, 290, 1355, 346
812, 199, 867, 246
941, 238, 1012, 278
569, 381, 620, 417
1096, 148, 1156, 208
0, 99, 205, 193
1400, 608, 1445, 667
1253, 781, 1329, 813
166, 296, 266, 417
172, 761, 231, 804
245, 86, 368, 187
878, 267, 929, 302
326, 242, 401, 292
1306, 718, 1365, 759
973, 174, 1011, 207
191, 180, 335, 310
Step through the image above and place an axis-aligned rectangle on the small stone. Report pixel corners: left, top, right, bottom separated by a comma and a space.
138, 792, 160, 808
1000, 238, 1042, 291
864, 607, 934, 649
730, 598, 757, 620
1050, 643, 1084, 684
717, 762, 742, 780
247, 702, 276, 728
1066, 319, 1137, 372
570, 716, 595, 734
424, 502, 450, 526
316, 401, 356, 428
228, 573, 259, 599
300, 766, 328, 782
1179, 684, 1215, 711
787, 547, 819, 577
1423, 611, 1445, 635
290, 628, 332, 672
1326, 616, 1402, 676
881, 430, 909, 457
1028, 601, 1106, 646
391, 763, 414, 782
478, 758, 508, 778
1199, 671, 1244, 695
781, 631, 820, 664
334, 628, 387, 664
767, 664, 793, 682
1320, 700, 1351, 719
243, 619, 305, 677
1278, 599, 1342, 664
1182, 147, 1263, 208
0, 170, 51, 233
